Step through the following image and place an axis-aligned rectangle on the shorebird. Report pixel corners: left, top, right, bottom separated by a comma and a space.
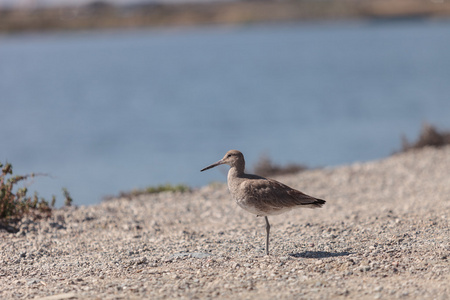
201, 150, 325, 255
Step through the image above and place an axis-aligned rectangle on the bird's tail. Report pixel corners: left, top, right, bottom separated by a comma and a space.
301, 198, 326, 208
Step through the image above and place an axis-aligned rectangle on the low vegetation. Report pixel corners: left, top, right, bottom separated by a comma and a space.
253, 154, 308, 178
400, 123, 450, 152
105, 183, 191, 200
0, 162, 72, 232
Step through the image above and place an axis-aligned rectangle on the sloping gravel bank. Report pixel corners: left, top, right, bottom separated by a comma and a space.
1, 146, 449, 299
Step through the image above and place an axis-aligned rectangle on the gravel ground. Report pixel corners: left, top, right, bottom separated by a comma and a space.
1, 146, 449, 299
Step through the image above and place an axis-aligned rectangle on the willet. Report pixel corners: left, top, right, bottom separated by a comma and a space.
201, 150, 325, 255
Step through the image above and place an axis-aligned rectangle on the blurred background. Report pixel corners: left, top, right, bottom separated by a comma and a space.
1, 0, 450, 206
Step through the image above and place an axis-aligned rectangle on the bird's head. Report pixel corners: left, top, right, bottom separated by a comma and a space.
200, 150, 244, 172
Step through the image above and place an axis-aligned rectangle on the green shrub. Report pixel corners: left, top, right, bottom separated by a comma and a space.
142, 184, 191, 194
105, 183, 191, 200
0, 162, 72, 232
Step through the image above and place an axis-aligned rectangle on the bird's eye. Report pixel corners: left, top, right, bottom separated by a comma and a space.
227, 154, 232, 158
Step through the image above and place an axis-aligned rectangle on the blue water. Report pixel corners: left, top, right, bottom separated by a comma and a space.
1, 20, 450, 206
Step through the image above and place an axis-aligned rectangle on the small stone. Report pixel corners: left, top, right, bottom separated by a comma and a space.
360, 265, 370, 272
27, 278, 41, 286
374, 286, 383, 292
15, 231, 25, 237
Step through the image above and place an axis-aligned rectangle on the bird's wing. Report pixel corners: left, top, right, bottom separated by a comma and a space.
241, 177, 323, 210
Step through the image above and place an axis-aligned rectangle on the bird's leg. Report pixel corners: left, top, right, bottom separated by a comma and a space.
264, 216, 270, 255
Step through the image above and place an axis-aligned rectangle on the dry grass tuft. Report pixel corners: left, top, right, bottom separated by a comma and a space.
253, 154, 308, 178
400, 123, 450, 152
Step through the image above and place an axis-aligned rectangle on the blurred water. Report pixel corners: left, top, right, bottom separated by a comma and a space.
1, 20, 450, 205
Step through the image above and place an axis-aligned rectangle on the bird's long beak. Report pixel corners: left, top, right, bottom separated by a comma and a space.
200, 159, 224, 172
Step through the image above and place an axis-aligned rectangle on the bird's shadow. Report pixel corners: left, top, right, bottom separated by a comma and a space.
289, 251, 353, 259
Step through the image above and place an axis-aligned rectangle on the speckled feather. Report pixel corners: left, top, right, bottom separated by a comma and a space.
230, 174, 325, 216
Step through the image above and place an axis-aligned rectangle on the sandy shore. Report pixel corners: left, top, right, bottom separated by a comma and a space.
2, 0, 450, 34
1, 146, 449, 299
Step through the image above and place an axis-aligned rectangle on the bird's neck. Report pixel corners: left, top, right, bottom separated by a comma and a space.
227, 166, 245, 196
228, 166, 245, 181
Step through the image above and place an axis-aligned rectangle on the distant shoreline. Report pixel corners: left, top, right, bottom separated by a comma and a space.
1, 0, 450, 33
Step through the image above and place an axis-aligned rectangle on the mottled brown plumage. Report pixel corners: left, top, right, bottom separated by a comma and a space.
201, 150, 325, 255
